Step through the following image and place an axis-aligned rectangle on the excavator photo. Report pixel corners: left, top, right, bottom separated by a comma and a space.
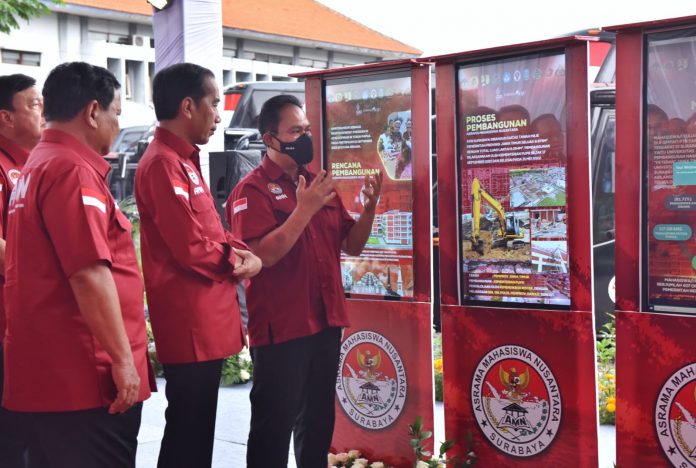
471, 177, 526, 255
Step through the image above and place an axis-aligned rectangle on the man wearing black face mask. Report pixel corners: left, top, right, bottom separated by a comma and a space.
226, 94, 382, 468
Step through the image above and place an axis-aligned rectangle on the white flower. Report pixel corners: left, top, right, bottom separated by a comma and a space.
336, 453, 350, 463
327, 454, 338, 465
353, 464, 366, 468
416, 461, 430, 468
355, 458, 369, 465
240, 369, 251, 381
348, 449, 361, 458
370, 463, 385, 468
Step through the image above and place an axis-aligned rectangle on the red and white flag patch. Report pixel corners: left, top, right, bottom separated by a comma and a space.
81, 188, 107, 214
172, 180, 189, 200
233, 197, 247, 214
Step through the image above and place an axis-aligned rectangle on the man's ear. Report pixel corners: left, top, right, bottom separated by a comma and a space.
261, 132, 274, 148
0, 109, 13, 129
84, 100, 100, 129
180, 97, 194, 119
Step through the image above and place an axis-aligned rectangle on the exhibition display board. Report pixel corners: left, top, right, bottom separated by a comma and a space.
293, 61, 433, 467
432, 38, 598, 465
611, 15, 696, 467
324, 72, 415, 298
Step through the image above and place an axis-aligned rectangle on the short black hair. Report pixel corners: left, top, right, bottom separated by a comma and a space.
0, 74, 36, 111
152, 63, 215, 121
43, 62, 120, 122
258, 94, 302, 135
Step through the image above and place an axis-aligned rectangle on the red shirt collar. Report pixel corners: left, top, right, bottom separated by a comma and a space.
0, 134, 30, 166
41, 129, 111, 179
260, 154, 311, 182
154, 127, 199, 161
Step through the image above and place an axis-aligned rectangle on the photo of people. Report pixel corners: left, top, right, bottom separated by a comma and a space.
377, 111, 412, 180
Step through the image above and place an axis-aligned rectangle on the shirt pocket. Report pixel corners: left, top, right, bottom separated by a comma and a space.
112, 209, 138, 264
189, 185, 225, 241
319, 197, 343, 232
272, 202, 294, 226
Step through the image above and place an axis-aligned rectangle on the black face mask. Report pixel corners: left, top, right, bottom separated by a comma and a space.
272, 133, 314, 165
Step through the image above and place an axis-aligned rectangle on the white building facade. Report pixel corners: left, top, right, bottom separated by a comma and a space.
0, 2, 419, 108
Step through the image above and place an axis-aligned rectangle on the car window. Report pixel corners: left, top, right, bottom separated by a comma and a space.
236, 90, 305, 129
113, 128, 146, 153
591, 109, 616, 244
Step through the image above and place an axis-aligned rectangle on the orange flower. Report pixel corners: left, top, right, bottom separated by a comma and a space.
434, 358, 443, 373
606, 402, 616, 413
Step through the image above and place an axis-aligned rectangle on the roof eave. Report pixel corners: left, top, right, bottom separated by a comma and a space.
49, 2, 152, 23
421, 35, 598, 64
48, 3, 420, 58
291, 58, 425, 79
605, 14, 696, 32
223, 27, 419, 59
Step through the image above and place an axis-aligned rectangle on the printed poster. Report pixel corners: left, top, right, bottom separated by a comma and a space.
458, 52, 570, 306
644, 29, 696, 313
325, 73, 414, 298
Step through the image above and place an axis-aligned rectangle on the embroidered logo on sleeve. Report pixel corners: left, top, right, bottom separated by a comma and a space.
233, 197, 247, 214
81, 188, 107, 214
172, 180, 190, 200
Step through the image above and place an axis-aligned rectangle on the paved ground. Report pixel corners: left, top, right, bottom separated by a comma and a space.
137, 378, 616, 467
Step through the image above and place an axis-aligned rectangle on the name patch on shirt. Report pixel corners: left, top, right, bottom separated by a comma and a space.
81, 188, 107, 214
172, 180, 189, 200
233, 197, 248, 214
193, 186, 205, 195
275, 194, 288, 200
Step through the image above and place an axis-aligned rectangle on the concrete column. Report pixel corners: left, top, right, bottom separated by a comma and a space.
152, 0, 224, 184
57, 13, 68, 62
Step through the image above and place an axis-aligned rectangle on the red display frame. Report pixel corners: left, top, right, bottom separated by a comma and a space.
433, 37, 595, 311
293, 62, 434, 467
429, 37, 599, 466
608, 15, 696, 467
297, 60, 432, 303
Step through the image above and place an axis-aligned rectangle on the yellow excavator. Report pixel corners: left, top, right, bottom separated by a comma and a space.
471, 177, 525, 255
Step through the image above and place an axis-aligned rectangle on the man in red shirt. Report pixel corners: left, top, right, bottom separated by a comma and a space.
4, 62, 155, 468
0, 74, 43, 467
135, 63, 261, 468
227, 95, 382, 467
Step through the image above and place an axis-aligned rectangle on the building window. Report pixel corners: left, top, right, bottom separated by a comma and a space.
252, 52, 293, 65
1, 49, 41, 67
222, 48, 237, 58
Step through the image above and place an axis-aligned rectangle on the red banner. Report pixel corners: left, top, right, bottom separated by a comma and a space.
616, 311, 696, 467
331, 300, 434, 467
441, 305, 598, 466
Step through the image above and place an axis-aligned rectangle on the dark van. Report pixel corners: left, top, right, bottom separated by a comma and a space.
223, 81, 305, 151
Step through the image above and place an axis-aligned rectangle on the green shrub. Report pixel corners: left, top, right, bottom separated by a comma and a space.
597, 313, 616, 425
